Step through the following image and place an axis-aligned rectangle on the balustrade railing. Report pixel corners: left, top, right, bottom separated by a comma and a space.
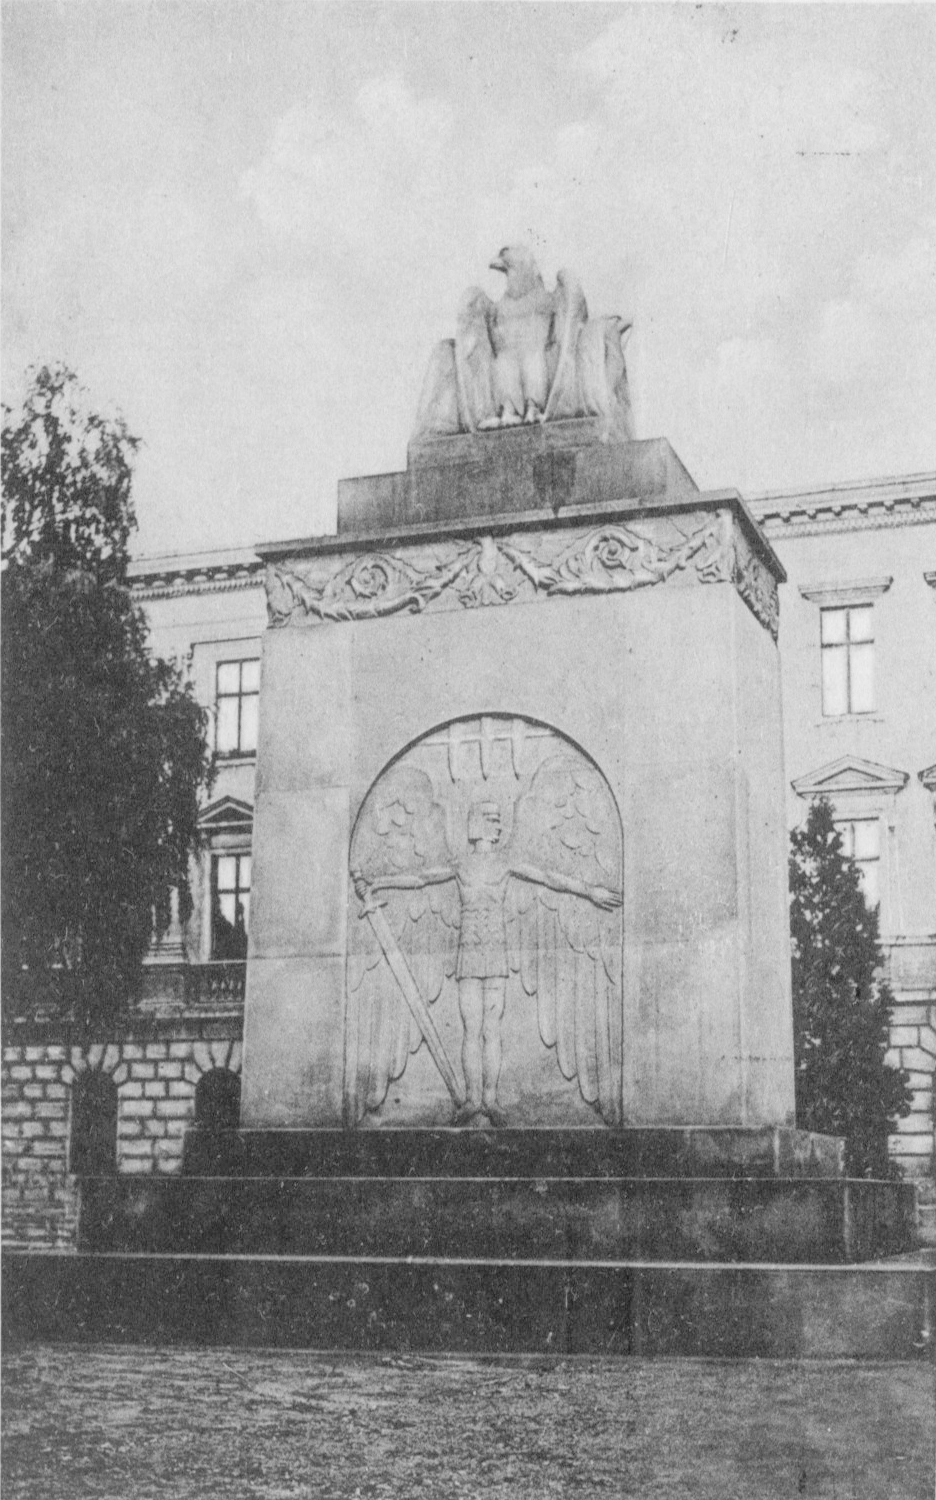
185, 961, 246, 1011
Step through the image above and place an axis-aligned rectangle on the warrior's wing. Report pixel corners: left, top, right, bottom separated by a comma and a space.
347, 767, 460, 1119
543, 268, 588, 421
508, 753, 623, 1124
454, 286, 497, 431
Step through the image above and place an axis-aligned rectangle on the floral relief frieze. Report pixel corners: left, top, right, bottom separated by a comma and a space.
265, 509, 779, 639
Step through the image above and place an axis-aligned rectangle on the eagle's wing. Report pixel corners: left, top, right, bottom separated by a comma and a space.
347, 767, 460, 1121
577, 316, 635, 442
454, 286, 497, 431
507, 753, 623, 1124
543, 268, 588, 421
411, 339, 462, 444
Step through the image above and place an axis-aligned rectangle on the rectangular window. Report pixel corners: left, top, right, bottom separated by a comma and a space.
215, 659, 260, 756
211, 853, 251, 959
821, 606, 874, 716
836, 819, 881, 909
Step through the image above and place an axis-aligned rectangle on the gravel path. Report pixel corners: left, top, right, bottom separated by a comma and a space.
3, 1345, 933, 1499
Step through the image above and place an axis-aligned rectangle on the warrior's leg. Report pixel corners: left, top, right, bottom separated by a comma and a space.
457, 978, 483, 1119
481, 978, 507, 1120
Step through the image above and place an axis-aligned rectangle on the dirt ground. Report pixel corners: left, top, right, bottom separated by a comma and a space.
2, 1345, 933, 1499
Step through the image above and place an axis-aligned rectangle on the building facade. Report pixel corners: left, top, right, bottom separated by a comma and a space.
1, 547, 266, 1248
748, 473, 936, 1181
3, 474, 934, 1249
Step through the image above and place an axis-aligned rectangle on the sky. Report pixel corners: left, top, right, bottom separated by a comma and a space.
3, 1, 935, 559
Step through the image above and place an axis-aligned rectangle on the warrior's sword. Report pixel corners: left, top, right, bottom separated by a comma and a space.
353, 877, 466, 1110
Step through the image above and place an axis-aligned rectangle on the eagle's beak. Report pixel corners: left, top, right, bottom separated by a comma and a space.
489, 255, 507, 273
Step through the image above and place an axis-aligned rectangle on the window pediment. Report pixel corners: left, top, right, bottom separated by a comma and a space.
198, 796, 254, 831
799, 577, 892, 606
792, 755, 909, 799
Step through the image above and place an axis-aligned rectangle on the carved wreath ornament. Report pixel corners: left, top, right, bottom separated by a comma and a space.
266, 511, 779, 639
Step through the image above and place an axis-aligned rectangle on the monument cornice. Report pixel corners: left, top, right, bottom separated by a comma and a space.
260, 495, 781, 641
258, 490, 783, 580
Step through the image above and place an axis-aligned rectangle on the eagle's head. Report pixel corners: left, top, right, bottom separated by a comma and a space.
489, 244, 543, 297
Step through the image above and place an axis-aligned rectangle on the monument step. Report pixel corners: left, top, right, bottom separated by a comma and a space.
78, 1174, 915, 1265
4, 1250, 932, 1360
182, 1126, 845, 1181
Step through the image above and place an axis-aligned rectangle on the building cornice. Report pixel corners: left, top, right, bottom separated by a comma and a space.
747, 473, 936, 539
129, 547, 265, 601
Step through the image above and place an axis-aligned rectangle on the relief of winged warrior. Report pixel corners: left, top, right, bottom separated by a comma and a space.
347, 754, 624, 1128
412, 245, 635, 444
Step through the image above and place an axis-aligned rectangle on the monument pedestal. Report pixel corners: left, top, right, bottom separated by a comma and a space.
243, 425, 792, 1132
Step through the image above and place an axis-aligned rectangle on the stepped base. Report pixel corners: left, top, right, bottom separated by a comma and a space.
80, 1173, 915, 1264
4, 1251, 932, 1360
92, 1127, 913, 1266
9, 1127, 924, 1359
182, 1126, 846, 1180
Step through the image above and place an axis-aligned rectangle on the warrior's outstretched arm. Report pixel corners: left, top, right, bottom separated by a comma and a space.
510, 861, 621, 910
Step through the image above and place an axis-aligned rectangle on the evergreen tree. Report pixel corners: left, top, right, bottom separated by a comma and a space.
2, 366, 213, 1029
789, 796, 910, 1176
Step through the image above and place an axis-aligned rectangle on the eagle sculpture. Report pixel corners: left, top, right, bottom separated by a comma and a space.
412, 245, 635, 445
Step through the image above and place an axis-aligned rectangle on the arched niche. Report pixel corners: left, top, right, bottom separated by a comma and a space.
345, 713, 624, 1130
69, 1071, 118, 1176
194, 1068, 242, 1133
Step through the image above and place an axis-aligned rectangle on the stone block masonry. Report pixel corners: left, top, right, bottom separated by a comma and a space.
886, 998, 936, 1179
1, 1025, 242, 1249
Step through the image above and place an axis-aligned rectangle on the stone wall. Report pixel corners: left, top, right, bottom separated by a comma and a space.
2, 1024, 242, 1251
886, 994, 936, 1179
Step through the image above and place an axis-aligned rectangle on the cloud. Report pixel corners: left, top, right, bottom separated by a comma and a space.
809, 300, 881, 387
802, 230, 936, 462
239, 76, 454, 269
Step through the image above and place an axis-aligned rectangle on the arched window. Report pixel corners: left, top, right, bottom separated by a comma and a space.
194, 1068, 241, 1132
69, 1071, 118, 1175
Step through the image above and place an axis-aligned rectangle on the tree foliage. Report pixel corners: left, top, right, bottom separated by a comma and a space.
789, 797, 910, 1177
2, 366, 213, 1029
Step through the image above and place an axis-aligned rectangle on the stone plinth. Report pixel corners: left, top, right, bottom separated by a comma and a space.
339, 421, 699, 533
243, 431, 793, 1132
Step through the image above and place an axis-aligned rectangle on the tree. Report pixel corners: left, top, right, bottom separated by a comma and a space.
789, 796, 910, 1177
2, 366, 213, 1029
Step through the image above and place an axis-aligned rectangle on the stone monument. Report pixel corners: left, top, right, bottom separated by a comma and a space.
241, 246, 795, 1133
9, 250, 920, 1359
